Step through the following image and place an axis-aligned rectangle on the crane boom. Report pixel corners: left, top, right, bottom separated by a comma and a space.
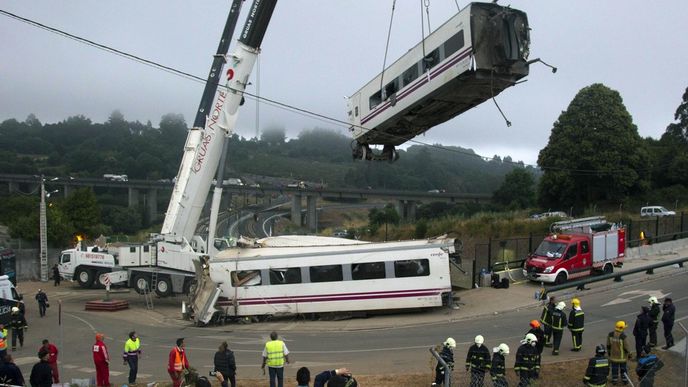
161, 0, 246, 240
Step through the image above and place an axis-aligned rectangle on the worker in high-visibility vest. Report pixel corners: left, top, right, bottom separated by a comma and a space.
261, 331, 290, 387
569, 298, 585, 352
123, 331, 141, 384
167, 338, 189, 387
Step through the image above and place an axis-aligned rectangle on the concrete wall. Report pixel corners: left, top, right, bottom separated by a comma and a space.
625, 238, 688, 259
15, 248, 61, 281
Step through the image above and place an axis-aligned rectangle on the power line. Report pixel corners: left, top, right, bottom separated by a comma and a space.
0, 8, 656, 176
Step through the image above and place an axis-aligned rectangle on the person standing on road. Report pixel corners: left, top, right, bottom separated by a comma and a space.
636, 345, 664, 387
569, 298, 585, 352
514, 333, 540, 387
661, 297, 675, 349
432, 337, 455, 386
608, 320, 631, 385
168, 338, 189, 387
39, 339, 59, 383
92, 333, 110, 387
52, 264, 61, 286
0, 353, 25, 385
35, 289, 48, 317
213, 341, 237, 387
527, 320, 545, 364
634, 306, 651, 358
9, 307, 27, 351
261, 331, 290, 387
29, 349, 53, 387
551, 301, 568, 355
123, 331, 141, 384
466, 334, 491, 386
490, 343, 509, 387
647, 297, 661, 347
583, 345, 609, 387
540, 296, 556, 348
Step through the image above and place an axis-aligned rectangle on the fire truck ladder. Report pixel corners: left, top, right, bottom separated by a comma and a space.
551, 216, 608, 233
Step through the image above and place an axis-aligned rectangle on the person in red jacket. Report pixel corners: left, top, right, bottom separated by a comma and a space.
168, 338, 190, 387
39, 339, 59, 383
92, 333, 110, 387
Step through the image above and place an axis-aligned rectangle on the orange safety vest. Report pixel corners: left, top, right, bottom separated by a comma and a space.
174, 348, 185, 371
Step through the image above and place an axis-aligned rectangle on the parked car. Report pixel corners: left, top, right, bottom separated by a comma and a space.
529, 211, 569, 220
640, 206, 675, 217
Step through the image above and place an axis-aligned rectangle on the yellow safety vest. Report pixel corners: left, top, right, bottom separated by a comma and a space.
265, 340, 286, 367
124, 338, 140, 356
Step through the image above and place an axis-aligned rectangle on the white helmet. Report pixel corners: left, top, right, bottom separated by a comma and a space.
444, 337, 456, 348
474, 335, 484, 345
648, 296, 659, 304
524, 333, 538, 346
10, 307, 18, 313
498, 343, 510, 355
556, 301, 566, 310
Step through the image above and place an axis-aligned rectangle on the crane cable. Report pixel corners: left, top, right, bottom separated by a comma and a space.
378, 0, 397, 97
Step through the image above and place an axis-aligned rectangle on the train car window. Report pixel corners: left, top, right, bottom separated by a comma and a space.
402, 64, 419, 87
355, 106, 359, 117
369, 91, 382, 109
443, 30, 465, 58
269, 268, 302, 285
129, 247, 136, 253
231, 270, 262, 286
423, 48, 440, 72
394, 259, 430, 277
383, 79, 399, 100
143, 245, 150, 252
309, 265, 343, 283
352, 262, 386, 280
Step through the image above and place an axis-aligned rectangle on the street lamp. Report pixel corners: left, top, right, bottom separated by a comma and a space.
39, 175, 59, 282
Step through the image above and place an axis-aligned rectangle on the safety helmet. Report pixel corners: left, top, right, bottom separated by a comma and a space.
572, 298, 580, 307
498, 343, 510, 355
529, 320, 540, 329
525, 333, 538, 343
10, 307, 18, 313
648, 296, 659, 304
615, 321, 626, 331
474, 335, 484, 345
556, 301, 566, 310
444, 337, 456, 348
595, 344, 606, 356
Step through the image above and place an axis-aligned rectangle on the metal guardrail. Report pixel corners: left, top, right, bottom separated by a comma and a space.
541, 255, 688, 299
429, 348, 451, 386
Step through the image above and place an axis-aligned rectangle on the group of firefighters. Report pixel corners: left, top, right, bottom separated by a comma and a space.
433, 295, 676, 386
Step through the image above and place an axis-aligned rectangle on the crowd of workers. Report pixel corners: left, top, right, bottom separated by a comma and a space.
432, 295, 676, 387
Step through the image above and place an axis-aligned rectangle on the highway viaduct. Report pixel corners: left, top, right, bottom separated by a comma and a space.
0, 173, 491, 231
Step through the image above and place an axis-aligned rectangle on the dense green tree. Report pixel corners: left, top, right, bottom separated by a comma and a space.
493, 168, 536, 210
62, 188, 102, 237
101, 206, 141, 234
652, 87, 688, 187
537, 83, 650, 209
260, 126, 286, 145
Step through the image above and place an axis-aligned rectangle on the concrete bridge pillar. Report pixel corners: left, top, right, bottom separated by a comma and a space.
63, 184, 72, 198
395, 200, 417, 222
291, 194, 302, 226
147, 188, 158, 223
306, 195, 317, 231
128, 187, 139, 208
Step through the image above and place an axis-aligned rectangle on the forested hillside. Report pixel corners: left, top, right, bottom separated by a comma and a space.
0, 111, 533, 193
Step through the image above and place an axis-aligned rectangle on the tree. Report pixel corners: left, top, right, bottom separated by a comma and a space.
260, 125, 286, 145
652, 87, 688, 187
537, 83, 650, 209
493, 168, 536, 209
368, 204, 400, 240
62, 188, 102, 238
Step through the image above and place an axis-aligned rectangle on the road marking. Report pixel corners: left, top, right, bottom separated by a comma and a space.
77, 367, 95, 373
602, 289, 670, 306
14, 356, 35, 366
64, 312, 98, 333
63, 364, 79, 369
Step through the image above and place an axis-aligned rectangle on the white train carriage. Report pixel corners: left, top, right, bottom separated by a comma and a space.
206, 236, 455, 318
347, 2, 531, 161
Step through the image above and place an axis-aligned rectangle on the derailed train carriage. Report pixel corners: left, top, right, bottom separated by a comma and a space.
347, 2, 532, 161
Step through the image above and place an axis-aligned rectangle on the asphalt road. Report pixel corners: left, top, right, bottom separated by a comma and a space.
11, 270, 687, 383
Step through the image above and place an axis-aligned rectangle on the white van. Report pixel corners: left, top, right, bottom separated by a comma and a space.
640, 206, 676, 217
0, 275, 23, 324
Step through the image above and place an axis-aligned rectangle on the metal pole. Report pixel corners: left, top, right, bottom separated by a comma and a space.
39, 176, 48, 282
59, 300, 63, 381
429, 348, 451, 386
679, 322, 688, 387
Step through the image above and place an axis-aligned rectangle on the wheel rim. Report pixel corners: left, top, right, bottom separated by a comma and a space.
79, 271, 89, 283
157, 280, 168, 293
136, 277, 148, 291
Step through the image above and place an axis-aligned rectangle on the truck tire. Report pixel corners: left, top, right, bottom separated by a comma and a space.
76, 268, 94, 288
554, 272, 567, 285
155, 276, 173, 297
603, 263, 613, 275
133, 274, 151, 294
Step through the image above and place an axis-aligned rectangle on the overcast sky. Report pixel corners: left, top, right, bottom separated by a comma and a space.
2, 1, 687, 165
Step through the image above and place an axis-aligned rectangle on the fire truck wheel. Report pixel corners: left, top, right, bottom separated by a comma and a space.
554, 272, 567, 285
155, 276, 173, 297
76, 268, 94, 288
603, 264, 613, 275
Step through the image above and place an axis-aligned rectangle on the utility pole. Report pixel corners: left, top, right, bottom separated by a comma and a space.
39, 175, 48, 282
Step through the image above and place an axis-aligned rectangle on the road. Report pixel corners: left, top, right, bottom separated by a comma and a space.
11, 269, 687, 383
